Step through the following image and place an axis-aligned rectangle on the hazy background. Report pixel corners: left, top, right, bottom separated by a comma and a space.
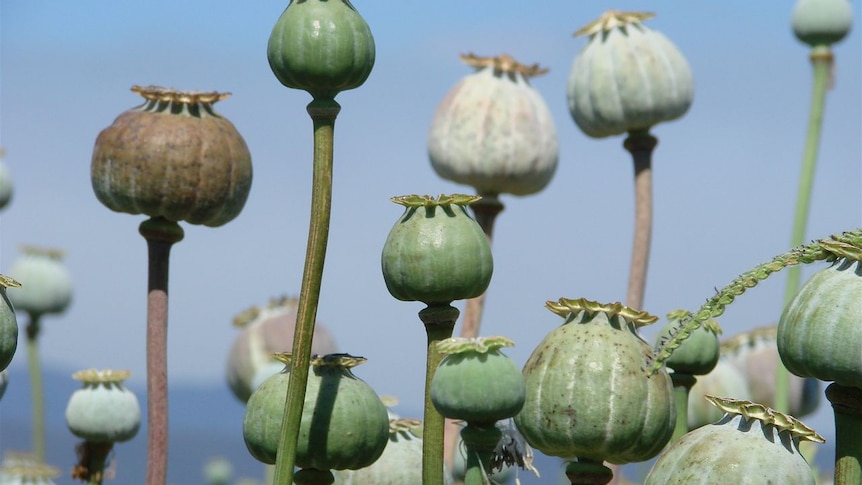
1, 1, 860, 483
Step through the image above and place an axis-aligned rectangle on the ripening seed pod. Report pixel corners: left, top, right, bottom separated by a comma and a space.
567, 11, 693, 138
0, 275, 21, 372
91, 85, 253, 227
428, 53, 558, 197
792, 0, 853, 47
645, 396, 822, 484
65, 369, 141, 443
6, 246, 72, 319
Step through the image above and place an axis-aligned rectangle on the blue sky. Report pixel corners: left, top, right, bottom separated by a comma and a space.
1, 0, 860, 466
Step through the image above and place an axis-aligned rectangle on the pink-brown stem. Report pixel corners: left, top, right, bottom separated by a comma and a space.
139, 217, 184, 485
622, 131, 657, 312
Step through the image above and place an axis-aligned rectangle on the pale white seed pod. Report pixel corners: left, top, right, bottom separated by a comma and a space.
6, 246, 73, 318
567, 11, 693, 138
65, 369, 141, 443
429, 54, 558, 197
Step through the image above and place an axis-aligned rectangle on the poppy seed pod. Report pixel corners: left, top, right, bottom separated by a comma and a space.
567, 11, 693, 138
428, 53, 558, 197
6, 246, 72, 319
91, 85, 253, 227
65, 369, 141, 444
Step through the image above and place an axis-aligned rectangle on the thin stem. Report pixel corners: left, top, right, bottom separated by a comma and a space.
461, 424, 503, 485
419, 304, 459, 485
273, 99, 341, 485
293, 468, 335, 485
826, 383, 862, 485
670, 373, 696, 443
623, 130, 657, 312
776, 47, 834, 414
565, 459, 613, 485
71, 441, 113, 485
25, 313, 45, 462
445, 194, 504, 469
139, 216, 184, 485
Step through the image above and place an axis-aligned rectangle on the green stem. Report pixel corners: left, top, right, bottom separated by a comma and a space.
623, 130, 657, 312
670, 373, 696, 443
293, 468, 335, 485
419, 304, 459, 485
139, 217, 184, 485
446, 194, 504, 469
826, 383, 862, 485
461, 424, 503, 485
273, 99, 340, 485
74, 441, 113, 485
647, 228, 862, 375
25, 312, 45, 463
776, 47, 834, 414
565, 459, 613, 485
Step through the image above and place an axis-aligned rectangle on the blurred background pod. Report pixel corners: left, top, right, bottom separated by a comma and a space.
566, 10, 693, 138
202, 457, 233, 485
0, 460, 59, 485
0, 370, 7, 402
5, 246, 72, 320
225, 295, 338, 402
333, 418, 454, 485
645, 396, 823, 484
428, 53, 558, 198
0, 149, 12, 211
686, 358, 752, 430
724, 325, 821, 418
792, 0, 853, 47
91, 85, 253, 227
65, 369, 141, 444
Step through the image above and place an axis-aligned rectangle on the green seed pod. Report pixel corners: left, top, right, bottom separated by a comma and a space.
645, 396, 822, 484
431, 337, 525, 425
0, 154, 12, 211
0, 276, 21, 372
267, 0, 375, 100
656, 315, 720, 376
792, 0, 853, 47
6, 246, 72, 319
202, 457, 233, 485
65, 369, 141, 443
515, 299, 675, 464
243, 353, 389, 470
686, 358, 752, 430
567, 11, 693, 138
778, 259, 862, 388
723, 326, 820, 418
428, 53, 558, 197
333, 418, 454, 485
381, 194, 493, 306
91, 85, 253, 227
225, 296, 338, 402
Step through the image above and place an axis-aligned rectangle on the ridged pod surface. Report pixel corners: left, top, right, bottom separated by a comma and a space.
428, 54, 558, 196
267, 0, 375, 100
514, 299, 674, 464
381, 195, 492, 306
645, 396, 821, 484
225, 296, 338, 402
686, 358, 752, 430
243, 354, 389, 470
0, 276, 20, 372
567, 11, 693, 138
656, 316, 720, 376
778, 259, 862, 388
6, 247, 72, 319
91, 86, 252, 227
65, 369, 141, 443
430, 337, 525, 425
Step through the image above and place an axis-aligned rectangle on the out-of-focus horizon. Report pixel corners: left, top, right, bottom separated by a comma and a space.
1, 0, 860, 471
